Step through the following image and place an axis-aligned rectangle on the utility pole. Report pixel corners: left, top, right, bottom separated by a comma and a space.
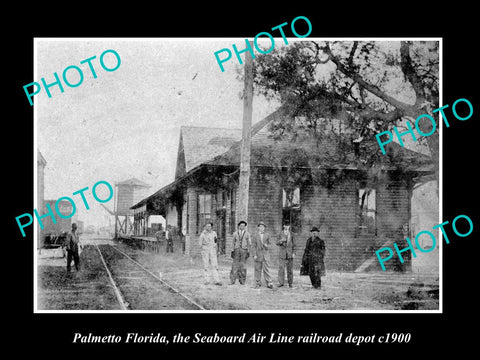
238, 41, 254, 224
113, 183, 118, 240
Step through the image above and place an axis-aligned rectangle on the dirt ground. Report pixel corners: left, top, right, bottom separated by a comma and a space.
37, 245, 120, 310
122, 244, 439, 311
36, 241, 439, 311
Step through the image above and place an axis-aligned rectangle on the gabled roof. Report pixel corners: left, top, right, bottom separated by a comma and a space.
37, 150, 47, 166
116, 177, 150, 188
179, 126, 242, 173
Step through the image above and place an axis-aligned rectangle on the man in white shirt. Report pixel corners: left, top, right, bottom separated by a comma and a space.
198, 222, 222, 286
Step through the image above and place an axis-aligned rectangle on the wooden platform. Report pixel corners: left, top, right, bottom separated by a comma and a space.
117, 235, 163, 253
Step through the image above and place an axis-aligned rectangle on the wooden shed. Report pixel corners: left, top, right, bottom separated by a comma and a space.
114, 178, 151, 238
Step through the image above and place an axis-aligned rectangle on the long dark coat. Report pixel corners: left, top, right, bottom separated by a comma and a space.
300, 236, 326, 276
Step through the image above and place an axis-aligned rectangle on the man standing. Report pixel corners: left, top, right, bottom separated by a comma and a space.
276, 223, 296, 288
229, 220, 251, 285
252, 222, 273, 289
181, 226, 186, 254
165, 225, 174, 253
198, 222, 222, 286
65, 223, 81, 274
300, 226, 326, 289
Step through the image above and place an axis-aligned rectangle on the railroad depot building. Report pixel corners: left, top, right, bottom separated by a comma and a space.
131, 108, 434, 272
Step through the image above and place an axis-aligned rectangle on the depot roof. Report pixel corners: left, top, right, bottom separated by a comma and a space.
131, 106, 434, 213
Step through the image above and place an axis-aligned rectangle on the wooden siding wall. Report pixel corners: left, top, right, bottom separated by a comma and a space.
117, 186, 150, 216
116, 185, 134, 215
242, 174, 412, 272
239, 178, 283, 265
371, 179, 412, 271
230, 175, 361, 271
299, 181, 358, 271
376, 180, 411, 238
182, 173, 412, 273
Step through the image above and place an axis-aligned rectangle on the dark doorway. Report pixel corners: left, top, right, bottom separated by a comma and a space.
177, 203, 185, 254
216, 209, 226, 255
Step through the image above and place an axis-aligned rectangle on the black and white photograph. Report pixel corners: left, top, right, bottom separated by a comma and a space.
34, 38, 440, 312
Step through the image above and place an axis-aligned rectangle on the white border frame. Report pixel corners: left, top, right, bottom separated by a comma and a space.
33, 37, 443, 314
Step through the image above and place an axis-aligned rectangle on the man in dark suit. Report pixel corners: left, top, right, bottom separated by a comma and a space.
300, 226, 326, 289
252, 222, 273, 289
229, 220, 251, 285
276, 223, 296, 288
165, 225, 174, 253
64, 223, 81, 274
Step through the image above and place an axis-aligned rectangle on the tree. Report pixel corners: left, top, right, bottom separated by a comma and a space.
248, 40, 440, 184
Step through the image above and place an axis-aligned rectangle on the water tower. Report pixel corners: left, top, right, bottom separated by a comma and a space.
113, 178, 151, 239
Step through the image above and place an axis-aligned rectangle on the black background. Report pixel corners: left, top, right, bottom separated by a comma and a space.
7, 3, 479, 355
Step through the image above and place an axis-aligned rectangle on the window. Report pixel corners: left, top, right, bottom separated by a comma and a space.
283, 187, 300, 208
358, 187, 376, 235
282, 187, 301, 232
197, 194, 212, 233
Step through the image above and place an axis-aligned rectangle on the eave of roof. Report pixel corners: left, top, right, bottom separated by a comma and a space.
131, 105, 435, 208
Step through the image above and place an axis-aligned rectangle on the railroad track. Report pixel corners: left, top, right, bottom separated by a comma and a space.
95, 244, 205, 310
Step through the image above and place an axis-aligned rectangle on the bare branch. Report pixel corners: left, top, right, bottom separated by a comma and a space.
359, 85, 366, 105
357, 107, 402, 124
348, 41, 358, 66
400, 41, 426, 104
322, 44, 415, 115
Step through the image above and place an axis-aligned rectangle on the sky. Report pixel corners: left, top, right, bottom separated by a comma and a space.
35, 38, 281, 227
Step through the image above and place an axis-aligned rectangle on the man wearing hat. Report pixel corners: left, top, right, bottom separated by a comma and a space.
229, 220, 251, 285
276, 223, 296, 288
300, 226, 326, 289
165, 224, 174, 253
64, 223, 82, 274
252, 221, 273, 289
